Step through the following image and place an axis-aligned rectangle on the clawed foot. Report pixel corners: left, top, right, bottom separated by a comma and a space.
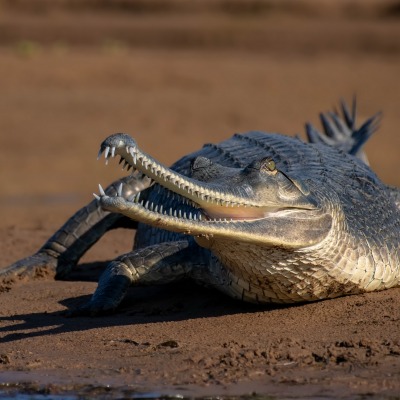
66, 270, 131, 317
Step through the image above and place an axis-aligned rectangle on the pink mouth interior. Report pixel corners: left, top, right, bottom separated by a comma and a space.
202, 205, 267, 221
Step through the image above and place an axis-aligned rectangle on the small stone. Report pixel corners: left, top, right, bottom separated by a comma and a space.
0, 354, 10, 364
157, 340, 179, 349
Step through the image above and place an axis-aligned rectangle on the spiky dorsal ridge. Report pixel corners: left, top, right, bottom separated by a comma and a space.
305, 98, 381, 160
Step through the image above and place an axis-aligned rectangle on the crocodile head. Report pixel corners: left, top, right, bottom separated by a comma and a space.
96, 133, 332, 249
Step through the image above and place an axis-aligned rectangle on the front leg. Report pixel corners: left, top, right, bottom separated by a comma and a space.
0, 174, 150, 288
69, 240, 208, 316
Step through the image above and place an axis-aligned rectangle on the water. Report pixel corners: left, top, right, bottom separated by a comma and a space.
0, 384, 169, 400
0, 385, 398, 400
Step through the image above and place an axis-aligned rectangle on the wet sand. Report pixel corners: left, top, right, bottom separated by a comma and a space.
0, 2, 400, 397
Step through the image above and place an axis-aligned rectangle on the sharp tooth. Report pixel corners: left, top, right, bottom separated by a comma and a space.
169, 208, 173, 216
117, 183, 123, 197
145, 201, 149, 209
159, 205, 163, 214
173, 210, 177, 217
193, 214, 197, 220
111, 147, 116, 158
178, 210, 182, 218
98, 184, 106, 196
154, 204, 159, 213
129, 147, 137, 165
133, 193, 140, 203
93, 193, 100, 200
104, 146, 110, 159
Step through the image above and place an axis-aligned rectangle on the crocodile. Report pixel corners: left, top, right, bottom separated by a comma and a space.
2, 100, 399, 315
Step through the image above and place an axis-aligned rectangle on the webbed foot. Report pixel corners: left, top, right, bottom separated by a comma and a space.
305, 98, 381, 164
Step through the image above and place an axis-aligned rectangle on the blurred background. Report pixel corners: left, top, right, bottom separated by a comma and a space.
0, 0, 399, 264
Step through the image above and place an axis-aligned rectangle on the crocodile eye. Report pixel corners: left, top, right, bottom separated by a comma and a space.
260, 158, 277, 174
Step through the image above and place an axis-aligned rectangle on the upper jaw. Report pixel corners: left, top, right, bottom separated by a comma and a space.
98, 133, 318, 223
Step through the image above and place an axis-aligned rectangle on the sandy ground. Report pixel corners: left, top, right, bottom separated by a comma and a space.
0, 4, 400, 398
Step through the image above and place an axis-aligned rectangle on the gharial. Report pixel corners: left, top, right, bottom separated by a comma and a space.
1, 99, 399, 315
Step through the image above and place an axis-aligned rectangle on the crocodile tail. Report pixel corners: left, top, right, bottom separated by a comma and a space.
305, 97, 381, 165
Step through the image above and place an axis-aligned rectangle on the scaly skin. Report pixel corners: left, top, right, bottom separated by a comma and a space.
2, 100, 399, 315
